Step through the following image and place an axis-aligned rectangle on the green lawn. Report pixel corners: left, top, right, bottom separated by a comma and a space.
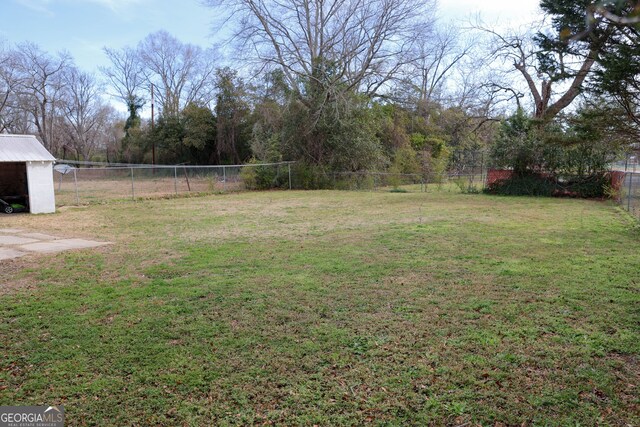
1, 190, 639, 425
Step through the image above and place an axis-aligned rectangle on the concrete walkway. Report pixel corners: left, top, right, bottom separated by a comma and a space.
0, 228, 111, 261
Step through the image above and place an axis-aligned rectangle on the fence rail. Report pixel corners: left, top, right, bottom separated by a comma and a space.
52, 149, 490, 206
52, 153, 640, 222
610, 154, 640, 220
622, 172, 640, 219
54, 162, 295, 206
52, 161, 490, 206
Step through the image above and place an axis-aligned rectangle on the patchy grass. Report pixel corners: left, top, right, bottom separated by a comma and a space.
1, 190, 639, 425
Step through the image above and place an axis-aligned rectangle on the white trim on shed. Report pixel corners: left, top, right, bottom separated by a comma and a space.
0, 134, 56, 214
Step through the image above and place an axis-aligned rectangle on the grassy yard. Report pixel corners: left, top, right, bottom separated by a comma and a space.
1, 190, 639, 425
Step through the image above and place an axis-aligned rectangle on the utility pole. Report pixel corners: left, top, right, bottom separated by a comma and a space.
151, 83, 156, 165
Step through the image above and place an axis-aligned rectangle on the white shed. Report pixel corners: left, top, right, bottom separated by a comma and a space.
0, 134, 56, 214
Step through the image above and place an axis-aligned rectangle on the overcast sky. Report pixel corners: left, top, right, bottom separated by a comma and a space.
2, 0, 542, 72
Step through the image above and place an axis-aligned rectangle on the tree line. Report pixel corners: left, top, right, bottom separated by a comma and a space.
0, 0, 638, 182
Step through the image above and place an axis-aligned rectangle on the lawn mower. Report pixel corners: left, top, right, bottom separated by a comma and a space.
0, 196, 28, 214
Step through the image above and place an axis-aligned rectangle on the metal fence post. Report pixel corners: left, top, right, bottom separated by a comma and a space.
481, 151, 485, 188
288, 163, 292, 190
73, 168, 79, 205
223, 166, 226, 192
131, 167, 135, 200
174, 166, 178, 195
627, 172, 633, 212
636, 175, 639, 217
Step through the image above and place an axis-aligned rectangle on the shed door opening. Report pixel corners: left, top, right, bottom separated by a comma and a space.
0, 162, 30, 212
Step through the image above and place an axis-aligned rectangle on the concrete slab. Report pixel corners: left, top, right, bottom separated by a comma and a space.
0, 247, 27, 261
19, 233, 58, 241
19, 239, 111, 254
0, 235, 39, 245
0, 228, 24, 234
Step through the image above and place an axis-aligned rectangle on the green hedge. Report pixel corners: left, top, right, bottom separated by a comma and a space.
484, 173, 611, 198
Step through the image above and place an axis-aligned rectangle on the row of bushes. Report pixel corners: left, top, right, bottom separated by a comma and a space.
484, 172, 620, 198
482, 107, 631, 199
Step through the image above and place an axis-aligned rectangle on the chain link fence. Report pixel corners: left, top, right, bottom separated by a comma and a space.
446, 149, 488, 192
54, 162, 293, 206
53, 150, 640, 210
53, 152, 491, 206
55, 151, 640, 212
321, 171, 426, 192
611, 154, 640, 220
622, 172, 640, 219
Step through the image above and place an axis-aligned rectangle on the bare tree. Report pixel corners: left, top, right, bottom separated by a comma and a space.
60, 67, 116, 160
0, 44, 22, 132
396, 24, 472, 117
100, 46, 146, 116
207, 0, 432, 98
137, 31, 217, 117
13, 42, 71, 154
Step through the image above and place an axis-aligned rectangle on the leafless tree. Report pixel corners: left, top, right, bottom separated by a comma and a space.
60, 67, 116, 160
0, 44, 39, 134
396, 24, 473, 117
0, 44, 21, 132
12, 42, 71, 153
100, 46, 146, 114
206, 0, 433, 98
136, 31, 217, 117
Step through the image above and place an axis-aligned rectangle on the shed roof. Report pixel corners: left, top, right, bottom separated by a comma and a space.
0, 134, 56, 162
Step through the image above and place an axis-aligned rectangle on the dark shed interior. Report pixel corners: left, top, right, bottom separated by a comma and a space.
0, 162, 29, 205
